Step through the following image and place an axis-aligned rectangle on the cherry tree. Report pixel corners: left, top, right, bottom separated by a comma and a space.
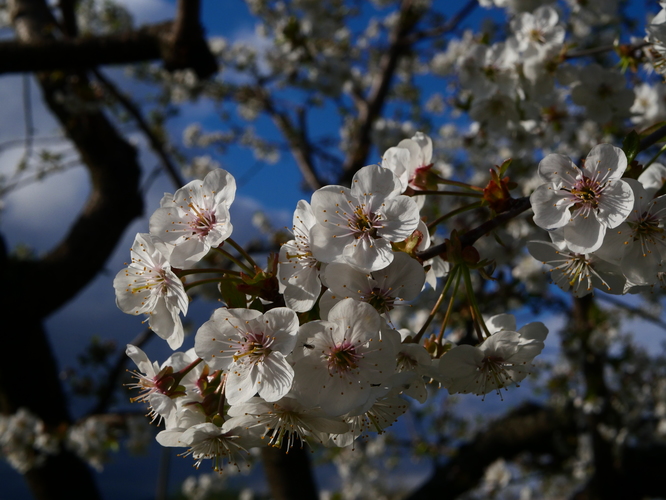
3, 1, 666, 500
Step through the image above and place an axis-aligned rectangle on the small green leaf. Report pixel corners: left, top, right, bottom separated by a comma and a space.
498, 158, 512, 177
622, 130, 640, 164
218, 279, 246, 308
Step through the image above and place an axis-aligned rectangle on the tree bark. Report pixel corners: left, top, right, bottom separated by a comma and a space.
0, 0, 214, 498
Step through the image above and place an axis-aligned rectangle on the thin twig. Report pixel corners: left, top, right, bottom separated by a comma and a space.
92, 68, 186, 190
89, 328, 152, 416
19, 73, 34, 169
597, 294, 666, 333
404, 0, 479, 45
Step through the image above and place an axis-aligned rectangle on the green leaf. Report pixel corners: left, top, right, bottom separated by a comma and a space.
218, 279, 246, 308
498, 158, 512, 177
622, 130, 640, 164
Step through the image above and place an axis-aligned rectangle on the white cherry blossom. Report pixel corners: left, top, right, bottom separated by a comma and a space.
277, 200, 321, 312
570, 65, 634, 123
439, 315, 547, 397
310, 165, 420, 272
638, 162, 666, 198
149, 168, 236, 269
224, 396, 349, 449
125, 344, 202, 423
527, 234, 625, 297
319, 251, 425, 320
511, 5, 565, 53
381, 131, 433, 193
595, 179, 666, 285
174, 422, 251, 471
530, 144, 634, 253
195, 307, 299, 406
114, 233, 188, 349
291, 299, 398, 416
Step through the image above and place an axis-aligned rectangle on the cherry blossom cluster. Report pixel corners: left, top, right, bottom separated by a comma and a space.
528, 144, 666, 296
0, 408, 148, 474
114, 131, 558, 471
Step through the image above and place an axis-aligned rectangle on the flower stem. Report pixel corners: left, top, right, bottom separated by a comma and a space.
427, 201, 484, 230
411, 190, 484, 197
644, 143, 666, 168
177, 358, 203, 380
434, 178, 484, 192
413, 265, 459, 344
178, 268, 241, 277
184, 277, 237, 291
436, 270, 462, 344
212, 246, 254, 274
226, 237, 259, 270
460, 265, 491, 341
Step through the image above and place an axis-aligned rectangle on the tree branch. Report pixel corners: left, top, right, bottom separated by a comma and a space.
0, 2, 218, 78
92, 68, 186, 189
416, 197, 532, 261
405, 402, 578, 500
260, 90, 325, 190
339, 0, 421, 183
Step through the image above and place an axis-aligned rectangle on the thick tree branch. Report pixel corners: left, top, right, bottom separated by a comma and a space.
0, 24, 169, 73
0, 1, 216, 497
340, 0, 420, 183
163, 0, 218, 78
0, 1, 218, 78
406, 402, 578, 500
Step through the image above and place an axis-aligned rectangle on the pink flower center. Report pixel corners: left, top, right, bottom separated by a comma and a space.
188, 203, 217, 238
327, 341, 362, 373
233, 332, 273, 364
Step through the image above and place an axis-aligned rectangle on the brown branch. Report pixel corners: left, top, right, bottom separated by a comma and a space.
261, 91, 325, 190
0, 2, 218, 78
416, 197, 532, 261
0, 24, 171, 73
163, 0, 218, 78
339, 0, 478, 184
261, 446, 319, 500
339, 0, 421, 183
405, 402, 578, 500
403, 0, 478, 45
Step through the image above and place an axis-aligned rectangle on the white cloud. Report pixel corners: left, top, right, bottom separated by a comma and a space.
114, 0, 175, 25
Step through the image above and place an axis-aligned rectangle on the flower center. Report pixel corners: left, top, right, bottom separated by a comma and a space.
529, 28, 545, 43
481, 355, 513, 389
233, 332, 273, 363
130, 267, 168, 294
632, 213, 663, 239
570, 176, 601, 209
396, 352, 418, 372
366, 287, 395, 314
188, 203, 217, 237
351, 206, 381, 239
327, 341, 362, 373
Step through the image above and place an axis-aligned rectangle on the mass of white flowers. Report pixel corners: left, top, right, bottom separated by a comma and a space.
101, 0, 666, 476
